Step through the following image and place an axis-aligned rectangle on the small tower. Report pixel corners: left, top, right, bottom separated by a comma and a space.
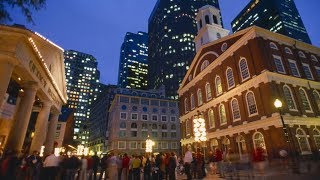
194, 5, 229, 52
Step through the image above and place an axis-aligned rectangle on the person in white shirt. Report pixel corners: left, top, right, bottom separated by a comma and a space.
43, 153, 60, 180
183, 146, 193, 180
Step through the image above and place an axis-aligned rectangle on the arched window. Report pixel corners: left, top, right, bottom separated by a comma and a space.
120, 121, 126, 129
210, 139, 218, 151
226, 67, 235, 89
208, 109, 215, 128
269, 42, 278, 50
311, 55, 318, 62
200, 60, 209, 71
221, 43, 228, 52
205, 83, 212, 101
199, 19, 203, 28
299, 88, 312, 112
190, 94, 195, 110
212, 15, 218, 24
171, 124, 176, 130
246, 91, 258, 115
131, 123, 137, 129
313, 129, 320, 149
152, 124, 157, 130
222, 137, 230, 152
205, 15, 210, 24
298, 51, 306, 58
184, 98, 189, 113
216, 33, 221, 39
197, 89, 203, 106
162, 124, 167, 130
239, 58, 250, 81
186, 119, 191, 136
283, 85, 297, 110
236, 135, 247, 159
284, 47, 292, 54
313, 90, 320, 111
142, 123, 148, 130
219, 104, 227, 125
231, 98, 241, 121
253, 132, 266, 151
296, 128, 311, 154
215, 76, 223, 96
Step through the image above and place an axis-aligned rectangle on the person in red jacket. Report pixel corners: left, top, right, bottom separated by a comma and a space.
214, 148, 223, 177
122, 153, 130, 180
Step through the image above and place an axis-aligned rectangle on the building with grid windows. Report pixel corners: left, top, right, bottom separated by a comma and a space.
107, 87, 180, 155
231, 0, 311, 44
179, 24, 320, 160
64, 50, 100, 145
118, 32, 148, 90
148, 0, 222, 99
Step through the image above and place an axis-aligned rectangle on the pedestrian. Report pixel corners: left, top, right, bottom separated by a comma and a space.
66, 155, 81, 180
121, 153, 130, 180
42, 152, 60, 180
99, 154, 108, 180
0, 150, 19, 180
92, 152, 100, 180
79, 155, 88, 180
168, 152, 177, 180
131, 155, 141, 180
117, 154, 123, 180
143, 155, 151, 180
108, 152, 118, 180
183, 146, 193, 180
214, 147, 223, 177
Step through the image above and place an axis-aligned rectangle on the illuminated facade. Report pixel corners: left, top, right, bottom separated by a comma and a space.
231, 0, 311, 44
118, 32, 148, 90
148, 0, 222, 99
64, 50, 100, 145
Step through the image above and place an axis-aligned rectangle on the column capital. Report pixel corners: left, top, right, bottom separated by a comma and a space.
41, 100, 52, 108
0, 53, 19, 66
21, 81, 38, 90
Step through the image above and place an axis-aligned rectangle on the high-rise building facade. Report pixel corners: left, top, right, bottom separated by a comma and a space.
64, 50, 100, 145
118, 32, 148, 90
231, 0, 311, 44
148, 0, 222, 99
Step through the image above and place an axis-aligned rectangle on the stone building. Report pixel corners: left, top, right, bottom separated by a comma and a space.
178, 25, 320, 160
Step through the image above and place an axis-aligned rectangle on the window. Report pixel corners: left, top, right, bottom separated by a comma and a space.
56, 124, 61, 130
130, 142, 137, 149
302, 63, 314, 80
311, 55, 318, 62
169, 102, 176, 107
170, 116, 176, 122
197, 89, 203, 106
315, 66, 320, 78
236, 135, 247, 160
131, 113, 138, 120
212, 15, 218, 24
142, 123, 148, 130
190, 94, 195, 110
208, 109, 215, 128
221, 43, 228, 52
219, 104, 227, 125
226, 67, 235, 89
141, 99, 149, 105
231, 98, 241, 121
239, 58, 250, 81
269, 42, 278, 50
152, 132, 158, 138
313, 129, 320, 149
120, 121, 126, 129
246, 91, 258, 116
142, 114, 148, 121
216, 33, 221, 39
186, 119, 191, 136
200, 60, 209, 71
171, 124, 176, 130
119, 96, 129, 103
152, 115, 158, 121
288, 60, 300, 77
118, 141, 126, 149
171, 142, 178, 149
141, 142, 146, 149
312, 90, 320, 111
298, 51, 306, 58
284, 47, 292, 54
131, 131, 137, 137
199, 19, 203, 28
152, 124, 157, 130
161, 115, 167, 122
273, 55, 286, 74
283, 85, 297, 111
160, 101, 168, 107
151, 100, 159, 106
205, 83, 212, 101
119, 131, 126, 137
162, 124, 167, 131
120, 112, 127, 120
162, 132, 167, 138
131, 123, 137, 129
184, 98, 189, 113
253, 132, 266, 151
205, 15, 210, 24
296, 128, 311, 154
141, 131, 148, 138
299, 88, 312, 112
210, 139, 219, 150
131, 98, 139, 104
215, 76, 223, 96
161, 142, 168, 149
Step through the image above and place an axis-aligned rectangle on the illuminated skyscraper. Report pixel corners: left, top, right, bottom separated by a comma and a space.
231, 0, 311, 44
148, 0, 222, 99
118, 32, 148, 90
64, 50, 100, 145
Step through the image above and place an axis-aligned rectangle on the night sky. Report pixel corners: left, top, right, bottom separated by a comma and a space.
9, 0, 320, 85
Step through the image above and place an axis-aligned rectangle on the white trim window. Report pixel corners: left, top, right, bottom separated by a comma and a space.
252, 132, 267, 151
312, 90, 320, 111
269, 42, 278, 50
246, 91, 258, 116
221, 42, 228, 52
288, 59, 300, 77
161, 124, 167, 131
131, 113, 138, 120
200, 60, 210, 71
171, 142, 178, 149
197, 89, 203, 106
205, 83, 212, 101
161, 142, 168, 149
283, 85, 297, 111
299, 88, 313, 113
284, 47, 292, 54
219, 104, 227, 125
215, 76, 223, 96
273, 55, 286, 74
171, 124, 176, 131
302, 63, 314, 80
161, 115, 167, 122
226, 67, 235, 89
120, 112, 127, 120
239, 58, 250, 81
118, 141, 126, 149
314, 66, 320, 78
313, 129, 320, 149
184, 98, 189, 113
152, 115, 158, 121
142, 114, 148, 121
119, 121, 126, 129
208, 109, 215, 129
170, 116, 176, 122
130, 141, 137, 149
311, 55, 318, 62
298, 51, 306, 58
231, 98, 241, 121
190, 94, 195, 110
236, 135, 247, 160
296, 128, 311, 155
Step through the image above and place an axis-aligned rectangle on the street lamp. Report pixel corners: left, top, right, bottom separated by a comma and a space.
146, 135, 155, 153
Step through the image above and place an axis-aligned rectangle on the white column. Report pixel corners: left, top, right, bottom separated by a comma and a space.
5, 82, 38, 152
29, 100, 52, 153
0, 59, 16, 106
44, 110, 60, 155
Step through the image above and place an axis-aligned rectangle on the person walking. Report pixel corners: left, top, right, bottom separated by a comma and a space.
92, 153, 100, 180
43, 152, 61, 180
143, 155, 152, 180
183, 147, 193, 180
131, 155, 141, 180
214, 147, 223, 177
168, 152, 177, 180
121, 153, 130, 180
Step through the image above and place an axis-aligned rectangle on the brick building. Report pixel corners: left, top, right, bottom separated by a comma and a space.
178, 26, 320, 160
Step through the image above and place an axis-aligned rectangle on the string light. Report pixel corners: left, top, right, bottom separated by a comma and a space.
193, 116, 207, 142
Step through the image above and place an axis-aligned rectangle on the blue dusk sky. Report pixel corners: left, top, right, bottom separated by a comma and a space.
9, 0, 320, 85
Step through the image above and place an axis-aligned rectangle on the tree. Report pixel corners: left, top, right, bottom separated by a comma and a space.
0, 0, 46, 24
